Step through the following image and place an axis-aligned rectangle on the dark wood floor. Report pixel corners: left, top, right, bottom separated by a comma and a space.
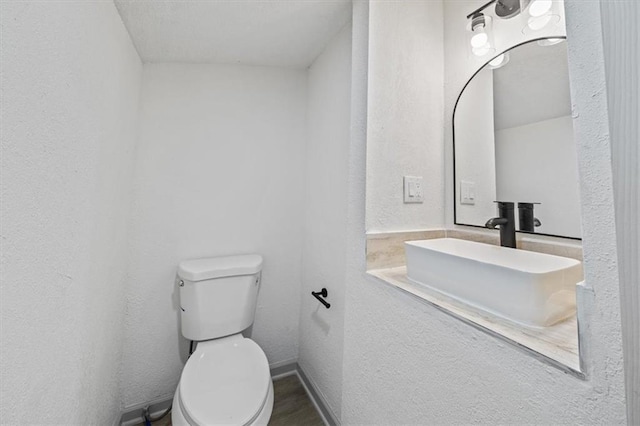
140, 374, 324, 426
269, 375, 324, 426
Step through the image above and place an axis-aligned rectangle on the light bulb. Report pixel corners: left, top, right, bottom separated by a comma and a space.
471, 32, 488, 48
473, 44, 492, 57
529, 0, 552, 17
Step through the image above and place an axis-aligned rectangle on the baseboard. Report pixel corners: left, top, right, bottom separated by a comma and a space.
270, 359, 298, 379
296, 365, 339, 426
117, 360, 339, 426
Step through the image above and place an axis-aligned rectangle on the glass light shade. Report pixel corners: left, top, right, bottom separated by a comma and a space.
529, 0, 552, 17
488, 52, 510, 69
473, 45, 494, 57
467, 14, 495, 58
528, 14, 552, 30
520, 0, 562, 33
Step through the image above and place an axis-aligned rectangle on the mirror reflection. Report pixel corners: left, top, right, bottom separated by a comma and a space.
453, 38, 581, 239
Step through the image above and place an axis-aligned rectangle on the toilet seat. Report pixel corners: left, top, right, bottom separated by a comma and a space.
179, 335, 271, 426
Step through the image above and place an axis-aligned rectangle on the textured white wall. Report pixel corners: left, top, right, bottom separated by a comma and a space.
298, 23, 352, 420
365, 0, 445, 232
340, 1, 626, 424
496, 115, 581, 238
0, 2, 142, 424
120, 64, 306, 408
600, 1, 640, 422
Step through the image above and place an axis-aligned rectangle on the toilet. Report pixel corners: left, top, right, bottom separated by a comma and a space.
172, 254, 274, 426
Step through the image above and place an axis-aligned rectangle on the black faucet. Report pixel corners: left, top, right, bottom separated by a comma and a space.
518, 202, 542, 233
485, 201, 516, 248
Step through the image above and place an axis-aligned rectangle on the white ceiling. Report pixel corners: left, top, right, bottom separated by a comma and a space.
114, 0, 352, 68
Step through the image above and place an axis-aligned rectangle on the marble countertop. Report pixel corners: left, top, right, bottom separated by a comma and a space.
367, 266, 582, 376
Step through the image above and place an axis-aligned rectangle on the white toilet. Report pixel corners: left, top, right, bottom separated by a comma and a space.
172, 254, 274, 426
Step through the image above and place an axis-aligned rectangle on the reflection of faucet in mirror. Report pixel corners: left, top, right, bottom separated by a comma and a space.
518, 202, 542, 233
485, 201, 516, 248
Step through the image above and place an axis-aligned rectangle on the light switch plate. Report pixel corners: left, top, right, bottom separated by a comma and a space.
460, 180, 476, 205
404, 176, 424, 203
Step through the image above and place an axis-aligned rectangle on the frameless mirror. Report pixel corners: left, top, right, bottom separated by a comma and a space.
453, 37, 581, 239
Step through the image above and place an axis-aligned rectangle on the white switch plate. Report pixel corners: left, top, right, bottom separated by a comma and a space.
404, 176, 424, 203
460, 180, 476, 205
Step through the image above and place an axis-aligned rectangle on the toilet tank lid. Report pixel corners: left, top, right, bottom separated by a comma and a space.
178, 255, 263, 281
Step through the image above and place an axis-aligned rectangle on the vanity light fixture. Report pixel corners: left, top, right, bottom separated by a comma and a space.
466, 0, 524, 21
470, 13, 488, 52
520, 0, 562, 33
470, 15, 488, 49
468, 12, 495, 57
466, 0, 522, 58
465, 0, 563, 40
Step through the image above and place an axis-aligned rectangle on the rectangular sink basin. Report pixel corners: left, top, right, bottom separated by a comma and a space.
405, 238, 582, 327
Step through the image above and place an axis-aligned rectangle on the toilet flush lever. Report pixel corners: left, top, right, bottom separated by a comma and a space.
311, 288, 331, 309
179, 280, 184, 287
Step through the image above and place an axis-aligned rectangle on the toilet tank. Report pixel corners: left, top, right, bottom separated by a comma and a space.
178, 254, 263, 341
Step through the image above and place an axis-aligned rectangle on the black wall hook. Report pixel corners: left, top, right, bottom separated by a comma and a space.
311, 288, 331, 309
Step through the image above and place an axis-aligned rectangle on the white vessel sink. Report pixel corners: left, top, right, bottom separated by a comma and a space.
405, 238, 582, 327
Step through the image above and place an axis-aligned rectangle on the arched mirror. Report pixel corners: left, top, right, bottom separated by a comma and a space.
453, 37, 581, 240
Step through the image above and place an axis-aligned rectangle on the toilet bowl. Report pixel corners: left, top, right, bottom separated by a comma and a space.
171, 334, 273, 426
172, 255, 273, 426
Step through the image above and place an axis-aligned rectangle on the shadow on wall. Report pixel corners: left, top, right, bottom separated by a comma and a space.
172, 275, 191, 365
312, 308, 331, 336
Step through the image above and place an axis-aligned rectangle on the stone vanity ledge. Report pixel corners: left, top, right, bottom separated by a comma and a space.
366, 228, 583, 270
365, 229, 585, 377
366, 229, 446, 270
367, 266, 583, 377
